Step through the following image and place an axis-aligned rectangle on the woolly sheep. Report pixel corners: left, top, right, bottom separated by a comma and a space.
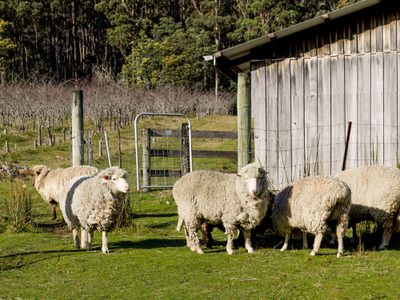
59, 167, 129, 254
173, 162, 270, 255
335, 165, 400, 250
272, 176, 351, 257
31, 165, 99, 220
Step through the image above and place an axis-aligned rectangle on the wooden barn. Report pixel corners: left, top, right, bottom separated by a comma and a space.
214, 0, 400, 190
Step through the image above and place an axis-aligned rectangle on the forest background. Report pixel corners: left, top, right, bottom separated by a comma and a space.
0, 0, 359, 91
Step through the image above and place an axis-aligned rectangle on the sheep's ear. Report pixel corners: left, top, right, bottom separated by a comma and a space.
103, 175, 110, 180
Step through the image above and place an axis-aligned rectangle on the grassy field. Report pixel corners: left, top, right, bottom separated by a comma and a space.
1, 115, 400, 299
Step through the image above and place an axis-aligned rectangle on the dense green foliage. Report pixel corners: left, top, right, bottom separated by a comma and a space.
0, 0, 359, 89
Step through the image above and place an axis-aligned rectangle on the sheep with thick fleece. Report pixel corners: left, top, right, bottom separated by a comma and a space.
59, 167, 129, 254
335, 165, 400, 250
31, 165, 99, 220
272, 176, 351, 257
173, 162, 270, 255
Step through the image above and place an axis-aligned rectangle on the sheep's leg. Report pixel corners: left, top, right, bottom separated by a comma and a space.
243, 229, 254, 253
52, 205, 57, 220
302, 231, 308, 249
336, 213, 348, 257
225, 227, 236, 255
379, 227, 393, 250
186, 221, 203, 254
87, 229, 94, 251
183, 225, 190, 247
102, 231, 109, 254
310, 232, 324, 256
81, 228, 88, 249
72, 228, 80, 249
280, 233, 290, 252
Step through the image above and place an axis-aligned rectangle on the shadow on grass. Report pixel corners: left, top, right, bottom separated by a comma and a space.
0, 249, 80, 271
109, 238, 186, 250
132, 213, 177, 219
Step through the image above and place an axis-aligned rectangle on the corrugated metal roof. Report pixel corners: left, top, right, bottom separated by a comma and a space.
213, 0, 384, 80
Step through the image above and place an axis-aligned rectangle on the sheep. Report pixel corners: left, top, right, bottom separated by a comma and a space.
335, 165, 400, 250
173, 162, 270, 255
31, 165, 99, 220
59, 167, 129, 254
200, 190, 276, 249
271, 176, 351, 257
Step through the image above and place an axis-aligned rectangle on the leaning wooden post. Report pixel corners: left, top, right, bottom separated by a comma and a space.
142, 128, 151, 193
72, 90, 84, 166
237, 72, 251, 171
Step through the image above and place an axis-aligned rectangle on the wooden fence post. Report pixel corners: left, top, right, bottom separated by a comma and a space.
181, 123, 190, 175
72, 90, 84, 166
118, 128, 122, 168
142, 128, 151, 192
237, 72, 251, 171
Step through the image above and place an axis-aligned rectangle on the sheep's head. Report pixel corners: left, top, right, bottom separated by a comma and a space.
100, 167, 130, 195
238, 162, 268, 199
31, 165, 50, 177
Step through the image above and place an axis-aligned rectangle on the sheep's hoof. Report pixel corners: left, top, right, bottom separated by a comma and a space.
336, 252, 343, 258
310, 250, 317, 256
196, 249, 204, 254
227, 249, 236, 255
378, 245, 387, 250
246, 247, 255, 254
102, 247, 110, 254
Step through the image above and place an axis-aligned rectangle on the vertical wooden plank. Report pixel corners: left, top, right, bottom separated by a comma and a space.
397, 10, 400, 51
330, 29, 339, 55
290, 58, 305, 182
383, 52, 398, 166
371, 15, 377, 53
237, 73, 251, 170
363, 15, 371, 53
331, 55, 346, 174
344, 24, 351, 55
376, 14, 383, 52
344, 54, 358, 170
250, 61, 267, 167
277, 59, 292, 188
383, 12, 397, 51
304, 57, 319, 177
370, 53, 384, 164
389, 12, 397, 51
350, 22, 358, 54
357, 17, 365, 54
317, 56, 331, 175
266, 61, 279, 190
357, 53, 371, 166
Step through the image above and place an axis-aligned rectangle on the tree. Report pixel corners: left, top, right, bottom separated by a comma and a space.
0, 19, 15, 82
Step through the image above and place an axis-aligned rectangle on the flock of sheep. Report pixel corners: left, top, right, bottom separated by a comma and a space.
28, 161, 400, 257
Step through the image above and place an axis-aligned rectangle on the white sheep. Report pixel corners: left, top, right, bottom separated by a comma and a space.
59, 167, 129, 254
335, 165, 400, 250
272, 176, 351, 257
173, 162, 270, 255
31, 165, 99, 220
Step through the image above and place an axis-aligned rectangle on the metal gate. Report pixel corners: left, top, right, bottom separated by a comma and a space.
134, 112, 193, 191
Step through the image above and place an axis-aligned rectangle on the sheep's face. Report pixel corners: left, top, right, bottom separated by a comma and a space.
31, 165, 48, 177
102, 174, 130, 195
239, 163, 268, 198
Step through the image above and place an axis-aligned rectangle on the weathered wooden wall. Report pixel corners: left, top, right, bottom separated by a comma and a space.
251, 2, 400, 191
252, 52, 400, 190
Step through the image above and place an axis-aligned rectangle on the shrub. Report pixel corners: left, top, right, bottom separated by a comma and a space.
1, 180, 33, 232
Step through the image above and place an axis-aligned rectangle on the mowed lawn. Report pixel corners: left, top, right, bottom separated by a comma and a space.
1, 115, 400, 299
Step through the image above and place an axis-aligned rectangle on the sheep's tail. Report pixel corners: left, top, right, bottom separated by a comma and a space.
176, 216, 184, 231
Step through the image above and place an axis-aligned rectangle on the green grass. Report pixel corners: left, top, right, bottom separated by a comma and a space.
1, 115, 400, 299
